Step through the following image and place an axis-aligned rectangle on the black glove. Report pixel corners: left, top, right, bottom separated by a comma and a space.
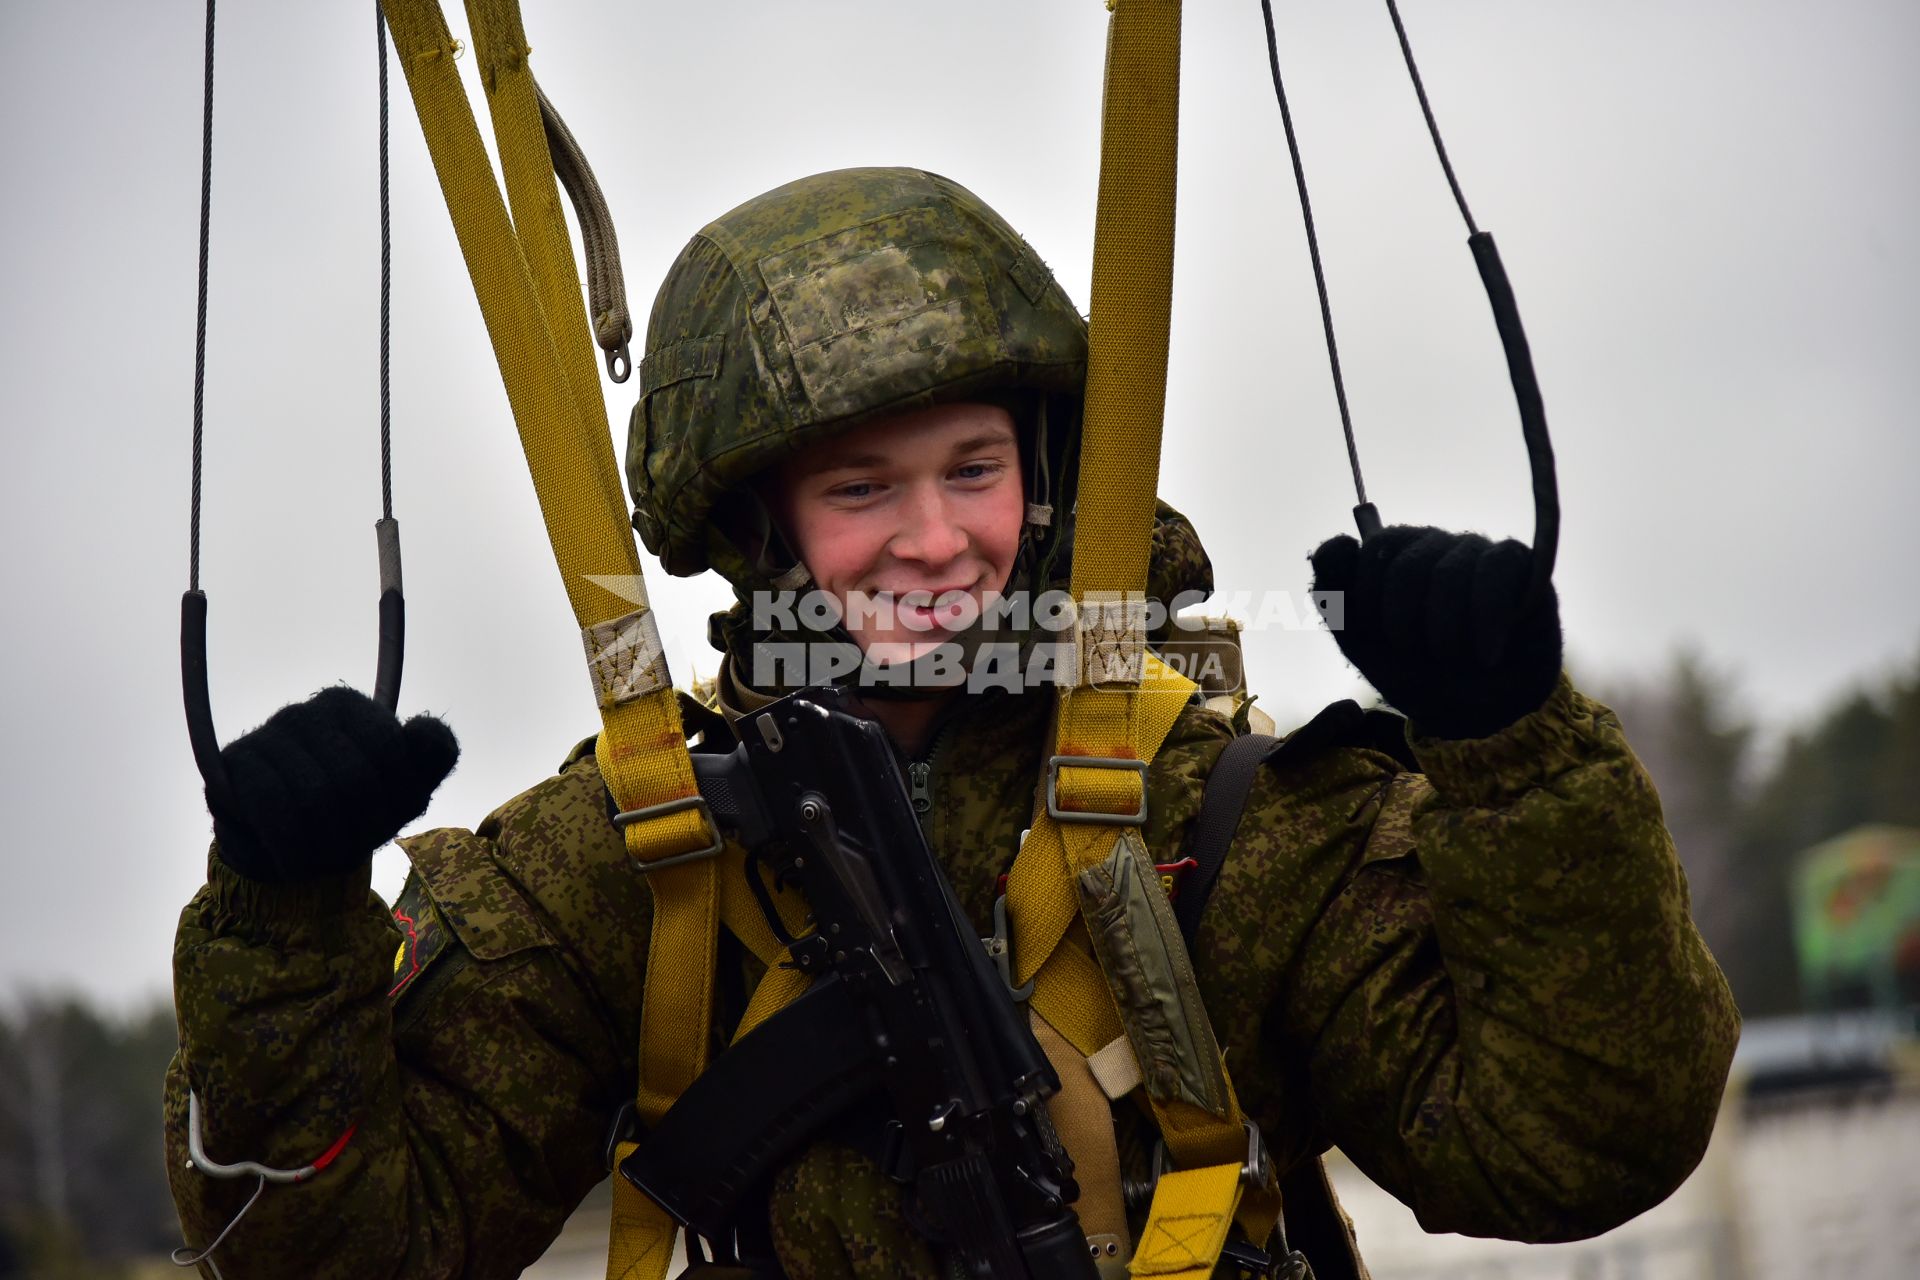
205, 686, 459, 885
1310, 525, 1562, 739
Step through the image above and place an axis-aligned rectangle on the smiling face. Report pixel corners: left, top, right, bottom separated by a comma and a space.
769, 402, 1026, 663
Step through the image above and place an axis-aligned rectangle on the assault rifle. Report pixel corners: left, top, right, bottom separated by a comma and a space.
619, 684, 1097, 1278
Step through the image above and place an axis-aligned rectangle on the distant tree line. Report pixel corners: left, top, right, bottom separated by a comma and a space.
0, 997, 178, 1277
1595, 645, 1920, 1018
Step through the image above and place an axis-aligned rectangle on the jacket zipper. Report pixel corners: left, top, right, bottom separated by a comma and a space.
908, 719, 960, 818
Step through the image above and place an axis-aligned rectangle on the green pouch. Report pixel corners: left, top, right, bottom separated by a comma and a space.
1076, 827, 1231, 1119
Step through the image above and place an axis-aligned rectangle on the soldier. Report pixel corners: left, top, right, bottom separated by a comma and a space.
165, 168, 1739, 1278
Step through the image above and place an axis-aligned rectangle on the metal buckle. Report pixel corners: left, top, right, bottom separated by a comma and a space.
1135, 1122, 1286, 1277
983, 895, 1036, 1001
1146, 1119, 1272, 1191
1217, 1239, 1278, 1279
603, 1098, 640, 1172
1044, 755, 1149, 825
1240, 1117, 1272, 1188
612, 793, 725, 870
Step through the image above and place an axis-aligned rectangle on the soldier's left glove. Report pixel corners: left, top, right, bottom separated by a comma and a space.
206, 686, 459, 885
1310, 525, 1562, 739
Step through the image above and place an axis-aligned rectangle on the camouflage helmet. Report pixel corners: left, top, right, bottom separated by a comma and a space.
627, 167, 1088, 579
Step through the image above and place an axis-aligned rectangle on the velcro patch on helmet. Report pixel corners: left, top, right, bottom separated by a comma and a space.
1007, 241, 1056, 307
639, 334, 725, 397
757, 207, 1000, 420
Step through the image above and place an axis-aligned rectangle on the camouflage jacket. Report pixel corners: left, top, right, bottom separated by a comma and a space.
164, 674, 1739, 1278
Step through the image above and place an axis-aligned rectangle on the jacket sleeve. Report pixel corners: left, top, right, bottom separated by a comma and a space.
163, 767, 640, 1279
1263, 675, 1739, 1242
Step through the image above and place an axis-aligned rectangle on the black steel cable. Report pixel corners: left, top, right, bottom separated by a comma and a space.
180, 1, 410, 790
1258, 0, 1368, 508
1384, 0, 1478, 236
378, 2, 393, 520
1382, 0, 1560, 606
188, 0, 216, 591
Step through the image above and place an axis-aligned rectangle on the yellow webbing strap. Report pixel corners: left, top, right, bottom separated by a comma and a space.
1008, 0, 1189, 985
606, 847, 815, 1276
459, 1, 608, 447
1131, 1163, 1244, 1279
1029, 932, 1125, 1053
391, 0, 1263, 1269
717, 845, 816, 1042
1011, 1, 1279, 1269
380, 5, 719, 1277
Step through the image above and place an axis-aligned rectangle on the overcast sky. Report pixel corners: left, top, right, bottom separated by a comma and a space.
3, 0, 1916, 1008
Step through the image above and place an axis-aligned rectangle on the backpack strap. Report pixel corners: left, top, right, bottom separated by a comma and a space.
1175, 731, 1279, 948
1180, 699, 1418, 944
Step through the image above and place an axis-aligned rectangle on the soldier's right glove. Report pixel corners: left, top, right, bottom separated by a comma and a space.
205, 686, 459, 885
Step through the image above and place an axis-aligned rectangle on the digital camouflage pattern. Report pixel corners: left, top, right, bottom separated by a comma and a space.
628, 167, 1087, 576
165, 662, 1739, 1278
166, 165, 1738, 1277
765, 1142, 944, 1277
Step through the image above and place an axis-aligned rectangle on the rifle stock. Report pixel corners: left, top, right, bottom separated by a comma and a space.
619, 975, 880, 1238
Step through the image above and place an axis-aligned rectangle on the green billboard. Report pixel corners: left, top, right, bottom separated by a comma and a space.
1793, 824, 1920, 1010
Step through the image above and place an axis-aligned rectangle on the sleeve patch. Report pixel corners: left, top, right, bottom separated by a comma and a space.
389, 876, 450, 1000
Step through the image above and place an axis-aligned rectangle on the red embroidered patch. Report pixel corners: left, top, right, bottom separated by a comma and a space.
387, 879, 448, 1002
1155, 856, 1199, 901
389, 907, 423, 998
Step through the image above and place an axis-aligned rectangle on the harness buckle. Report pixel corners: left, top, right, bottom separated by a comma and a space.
1240, 1117, 1273, 1189
1216, 1241, 1312, 1280
603, 1098, 641, 1172
612, 793, 725, 869
1135, 1122, 1290, 1277
1044, 754, 1149, 825
1146, 1119, 1274, 1192
983, 894, 1036, 1002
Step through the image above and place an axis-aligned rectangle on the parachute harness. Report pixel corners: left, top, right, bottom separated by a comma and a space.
378, 2, 729, 1273
172, 2, 1571, 1278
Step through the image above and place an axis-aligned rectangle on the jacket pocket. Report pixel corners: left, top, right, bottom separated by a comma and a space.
389, 827, 558, 1034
